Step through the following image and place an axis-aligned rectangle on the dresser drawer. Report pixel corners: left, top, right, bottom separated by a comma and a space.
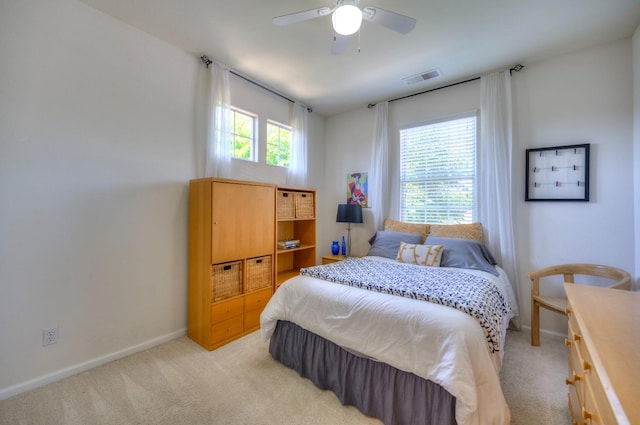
586, 366, 616, 425
566, 322, 585, 393
566, 302, 585, 425
244, 288, 272, 313
244, 308, 262, 331
584, 380, 603, 425
567, 387, 583, 425
567, 348, 584, 405
567, 304, 580, 338
211, 297, 244, 324
211, 315, 244, 344
573, 324, 614, 424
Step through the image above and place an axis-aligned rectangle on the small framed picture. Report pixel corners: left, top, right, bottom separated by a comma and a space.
346, 172, 368, 207
525, 144, 590, 201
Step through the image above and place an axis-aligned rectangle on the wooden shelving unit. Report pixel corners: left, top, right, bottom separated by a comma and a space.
275, 186, 317, 288
187, 180, 317, 352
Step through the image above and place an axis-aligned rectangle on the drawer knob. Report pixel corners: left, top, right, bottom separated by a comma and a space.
573, 334, 581, 342
565, 308, 571, 315
583, 361, 591, 373
565, 377, 574, 386
572, 371, 581, 382
582, 407, 593, 420
564, 338, 572, 347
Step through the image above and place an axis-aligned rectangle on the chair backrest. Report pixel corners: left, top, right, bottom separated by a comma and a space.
529, 263, 631, 292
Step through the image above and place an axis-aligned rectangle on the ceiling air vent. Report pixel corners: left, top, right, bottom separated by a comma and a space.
403, 69, 441, 85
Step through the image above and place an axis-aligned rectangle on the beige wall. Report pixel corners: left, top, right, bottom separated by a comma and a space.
324, 38, 636, 338
512, 38, 635, 334
0, 0, 326, 399
0, 0, 198, 398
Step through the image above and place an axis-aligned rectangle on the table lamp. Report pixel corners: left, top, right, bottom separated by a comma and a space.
336, 203, 363, 257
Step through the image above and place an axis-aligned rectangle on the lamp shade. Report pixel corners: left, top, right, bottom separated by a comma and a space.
336, 203, 363, 224
331, 4, 363, 36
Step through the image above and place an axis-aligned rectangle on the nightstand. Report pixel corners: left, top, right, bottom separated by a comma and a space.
321, 254, 349, 264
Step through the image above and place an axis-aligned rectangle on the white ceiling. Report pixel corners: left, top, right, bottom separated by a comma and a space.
79, 0, 640, 116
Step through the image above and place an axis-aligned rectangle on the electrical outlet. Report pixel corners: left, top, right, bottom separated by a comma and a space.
43, 328, 58, 346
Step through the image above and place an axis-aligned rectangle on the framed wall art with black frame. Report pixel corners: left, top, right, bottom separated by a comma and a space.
525, 143, 590, 202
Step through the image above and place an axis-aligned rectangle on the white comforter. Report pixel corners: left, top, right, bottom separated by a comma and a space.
260, 257, 518, 425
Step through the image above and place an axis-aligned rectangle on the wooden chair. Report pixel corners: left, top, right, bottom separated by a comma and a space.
529, 263, 631, 346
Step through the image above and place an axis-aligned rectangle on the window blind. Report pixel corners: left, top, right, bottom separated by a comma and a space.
399, 113, 477, 224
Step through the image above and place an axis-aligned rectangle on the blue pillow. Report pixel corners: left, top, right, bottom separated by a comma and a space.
424, 236, 499, 276
367, 231, 423, 259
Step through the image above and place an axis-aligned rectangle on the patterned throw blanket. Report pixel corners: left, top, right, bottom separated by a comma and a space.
301, 257, 512, 353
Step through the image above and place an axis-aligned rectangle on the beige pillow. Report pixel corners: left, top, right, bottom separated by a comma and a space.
384, 219, 430, 243
396, 242, 444, 267
429, 222, 483, 243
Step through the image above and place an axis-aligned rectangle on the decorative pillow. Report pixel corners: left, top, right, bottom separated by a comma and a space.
429, 222, 484, 243
367, 231, 423, 259
424, 236, 498, 276
384, 219, 430, 243
396, 242, 444, 267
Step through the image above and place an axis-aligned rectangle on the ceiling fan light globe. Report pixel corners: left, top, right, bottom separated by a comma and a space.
332, 5, 362, 35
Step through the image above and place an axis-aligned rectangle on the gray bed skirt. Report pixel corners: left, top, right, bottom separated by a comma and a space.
269, 320, 457, 425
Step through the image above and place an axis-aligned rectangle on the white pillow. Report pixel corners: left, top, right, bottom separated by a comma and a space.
396, 242, 444, 267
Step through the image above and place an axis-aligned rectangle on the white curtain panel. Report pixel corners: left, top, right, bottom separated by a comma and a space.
479, 70, 520, 323
205, 63, 231, 178
287, 102, 308, 187
370, 101, 389, 230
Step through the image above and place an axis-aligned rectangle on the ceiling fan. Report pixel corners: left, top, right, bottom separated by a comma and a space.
272, 0, 416, 54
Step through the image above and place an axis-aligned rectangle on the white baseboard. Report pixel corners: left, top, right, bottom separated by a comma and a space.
0, 328, 187, 401
518, 324, 567, 340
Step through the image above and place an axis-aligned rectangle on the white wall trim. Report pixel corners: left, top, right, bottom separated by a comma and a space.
518, 324, 566, 341
0, 329, 187, 401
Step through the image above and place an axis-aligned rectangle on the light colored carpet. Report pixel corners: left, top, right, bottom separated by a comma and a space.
0, 329, 570, 425
500, 330, 571, 425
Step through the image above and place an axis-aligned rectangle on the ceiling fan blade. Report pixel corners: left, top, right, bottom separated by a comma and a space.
362, 7, 416, 34
331, 34, 348, 55
273, 7, 332, 26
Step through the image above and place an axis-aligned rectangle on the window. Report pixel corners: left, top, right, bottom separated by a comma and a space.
230, 107, 256, 161
266, 120, 292, 167
399, 113, 477, 224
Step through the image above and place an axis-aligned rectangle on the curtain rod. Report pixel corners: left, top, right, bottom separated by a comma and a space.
368, 64, 524, 109
200, 55, 312, 113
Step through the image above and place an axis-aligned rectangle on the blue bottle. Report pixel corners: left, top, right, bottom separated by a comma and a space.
331, 241, 340, 255
341, 236, 346, 255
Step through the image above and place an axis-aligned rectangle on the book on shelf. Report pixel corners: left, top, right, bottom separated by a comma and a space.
277, 239, 300, 249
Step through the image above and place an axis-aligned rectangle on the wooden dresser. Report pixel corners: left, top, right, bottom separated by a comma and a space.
564, 284, 640, 425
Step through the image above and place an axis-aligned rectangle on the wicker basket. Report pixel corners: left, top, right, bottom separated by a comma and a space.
277, 191, 295, 219
211, 260, 242, 302
294, 192, 315, 218
245, 255, 272, 293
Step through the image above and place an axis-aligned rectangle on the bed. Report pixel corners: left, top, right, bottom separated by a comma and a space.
260, 224, 519, 425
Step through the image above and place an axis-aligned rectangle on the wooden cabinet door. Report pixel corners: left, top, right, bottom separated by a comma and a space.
211, 182, 274, 263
